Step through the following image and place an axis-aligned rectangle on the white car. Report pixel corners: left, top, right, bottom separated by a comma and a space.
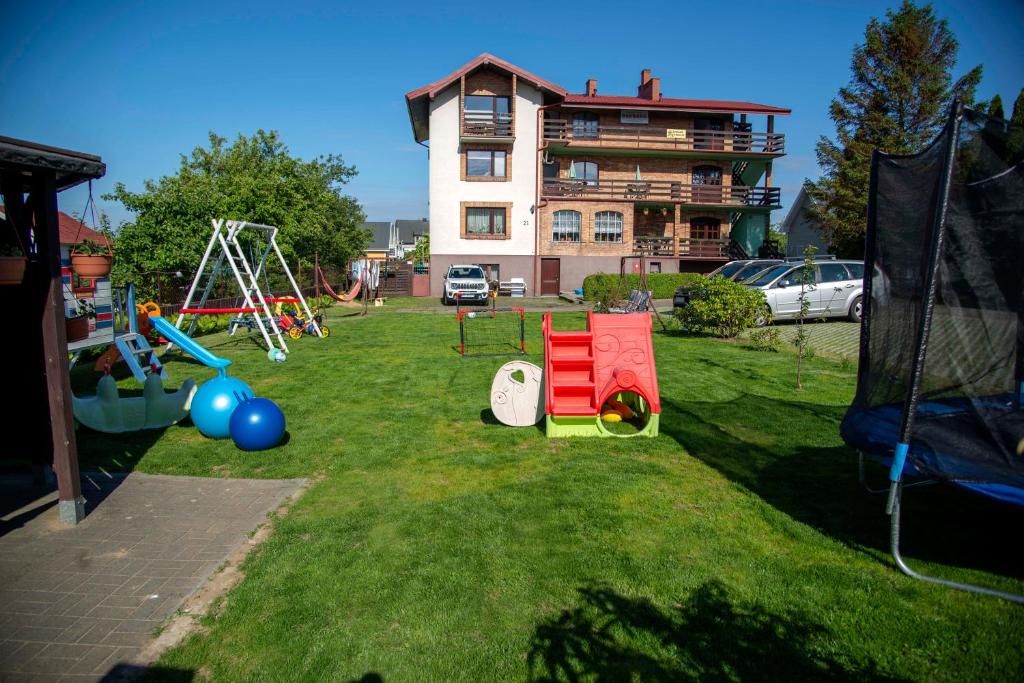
442, 264, 490, 305
745, 260, 865, 322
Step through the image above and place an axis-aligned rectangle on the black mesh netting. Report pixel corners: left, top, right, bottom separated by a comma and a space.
841, 106, 1024, 494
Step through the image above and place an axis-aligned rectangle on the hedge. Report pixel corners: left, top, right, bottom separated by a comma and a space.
582, 272, 705, 301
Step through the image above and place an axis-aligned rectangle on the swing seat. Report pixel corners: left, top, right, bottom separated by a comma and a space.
608, 289, 652, 314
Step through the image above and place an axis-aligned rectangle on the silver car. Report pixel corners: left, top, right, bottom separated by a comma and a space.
745, 260, 865, 322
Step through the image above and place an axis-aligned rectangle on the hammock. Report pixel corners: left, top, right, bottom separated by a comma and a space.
318, 265, 361, 302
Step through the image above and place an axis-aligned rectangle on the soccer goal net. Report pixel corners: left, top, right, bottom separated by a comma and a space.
458, 308, 526, 357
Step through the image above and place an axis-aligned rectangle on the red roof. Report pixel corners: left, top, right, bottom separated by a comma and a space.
561, 93, 791, 115
2, 205, 112, 246
405, 53, 566, 102
58, 211, 111, 246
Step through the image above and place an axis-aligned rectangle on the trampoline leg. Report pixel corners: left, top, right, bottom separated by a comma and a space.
888, 481, 1024, 604
859, 452, 934, 495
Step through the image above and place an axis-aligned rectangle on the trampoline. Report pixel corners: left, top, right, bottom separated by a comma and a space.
841, 104, 1024, 602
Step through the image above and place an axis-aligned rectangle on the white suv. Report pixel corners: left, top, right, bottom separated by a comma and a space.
745, 260, 865, 322
442, 264, 490, 305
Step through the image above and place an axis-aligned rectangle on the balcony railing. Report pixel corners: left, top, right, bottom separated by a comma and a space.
542, 179, 780, 208
633, 236, 675, 256
632, 237, 730, 259
463, 111, 513, 138
679, 237, 729, 259
632, 237, 731, 258
544, 120, 784, 154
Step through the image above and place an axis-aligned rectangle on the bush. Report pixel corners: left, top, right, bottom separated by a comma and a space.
748, 326, 782, 352
582, 272, 704, 302
675, 276, 766, 338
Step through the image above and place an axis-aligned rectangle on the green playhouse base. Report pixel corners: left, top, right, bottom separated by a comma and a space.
545, 412, 660, 438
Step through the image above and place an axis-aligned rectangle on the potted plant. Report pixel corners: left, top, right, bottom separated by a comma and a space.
70, 238, 113, 278
65, 299, 95, 343
0, 243, 27, 286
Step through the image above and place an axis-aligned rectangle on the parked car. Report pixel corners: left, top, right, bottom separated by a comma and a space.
442, 264, 490, 305
672, 259, 784, 309
745, 260, 865, 323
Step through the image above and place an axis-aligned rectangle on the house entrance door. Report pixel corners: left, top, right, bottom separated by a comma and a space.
541, 258, 560, 295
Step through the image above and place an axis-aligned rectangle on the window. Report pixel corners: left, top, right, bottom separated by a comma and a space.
694, 117, 725, 150
649, 261, 662, 273
594, 211, 623, 243
691, 165, 723, 203
466, 207, 506, 236
466, 149, 507, 178
465, 95, 511, 135
552, 210, 581, 242
448, 266, 485, 279
747, 265, 792, 287
844, 263, 865, 280
571, 161, 599, 186
819, 263, 850, 283
479, 264, 500, 282
777, 266, 817, 288
689, 217, 721, 240
572, 112, 599, 139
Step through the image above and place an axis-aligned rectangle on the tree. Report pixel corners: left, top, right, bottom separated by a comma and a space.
105, 130, 368, 288
793, 245, 818, 389
987, 94, 1004, 119
1009, 88, 1024, 165
408, 233, 429, 266
804, 1, 982, 258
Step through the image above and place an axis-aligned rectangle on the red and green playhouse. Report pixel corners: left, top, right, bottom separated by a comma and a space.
542, 311, 661, 437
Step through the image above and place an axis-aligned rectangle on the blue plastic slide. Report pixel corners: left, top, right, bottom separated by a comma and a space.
149, 316, 232, 371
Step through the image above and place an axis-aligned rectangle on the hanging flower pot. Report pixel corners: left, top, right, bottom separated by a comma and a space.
66, 315, 89, 342
0, 255, 27, 286
70, 239, 113, 278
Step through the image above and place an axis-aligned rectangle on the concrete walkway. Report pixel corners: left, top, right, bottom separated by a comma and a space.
0, 472, 304, 682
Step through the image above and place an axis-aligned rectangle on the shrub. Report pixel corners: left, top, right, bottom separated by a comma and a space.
582, 272, 703, 302
675, 276, 766, 338
748, 326, 782, 352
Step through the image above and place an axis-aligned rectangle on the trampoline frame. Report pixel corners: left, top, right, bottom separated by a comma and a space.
859, 104, 1024, 603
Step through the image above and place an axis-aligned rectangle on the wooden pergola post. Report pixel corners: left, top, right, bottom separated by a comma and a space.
0, 136, 105, 525
36, 171, 85, 523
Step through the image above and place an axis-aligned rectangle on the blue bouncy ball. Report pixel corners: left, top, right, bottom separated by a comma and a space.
190, 375, 254, 439
229, 396, 286, 451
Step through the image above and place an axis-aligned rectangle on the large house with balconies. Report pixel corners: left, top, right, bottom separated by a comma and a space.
405, 53, 789, 296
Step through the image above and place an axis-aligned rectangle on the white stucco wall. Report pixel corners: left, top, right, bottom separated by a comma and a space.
428, 82, 541, 257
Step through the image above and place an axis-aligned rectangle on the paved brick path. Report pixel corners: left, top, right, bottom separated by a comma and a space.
0, 472, 304, 682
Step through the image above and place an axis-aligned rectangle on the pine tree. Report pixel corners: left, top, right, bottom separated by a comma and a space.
988, 94, 1005, 119
1008, 88, 1024, 164
804, 1, 982, 258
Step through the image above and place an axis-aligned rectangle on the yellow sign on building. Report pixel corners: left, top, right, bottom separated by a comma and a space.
665, 128, 687, 139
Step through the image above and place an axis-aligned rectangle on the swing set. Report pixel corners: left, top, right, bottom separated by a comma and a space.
172, 219, 323, 359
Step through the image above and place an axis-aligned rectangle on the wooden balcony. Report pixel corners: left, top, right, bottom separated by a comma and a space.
542, 178, 781, 209
462, 112, 514, 142
633, 236, 730, 259
543, 120, 784, 157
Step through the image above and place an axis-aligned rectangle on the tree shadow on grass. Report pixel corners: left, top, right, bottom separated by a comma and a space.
527, 581, 904, 682
660, 394, 1024, 580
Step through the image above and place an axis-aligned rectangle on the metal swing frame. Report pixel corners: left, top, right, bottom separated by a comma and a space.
171, 219, 322, 356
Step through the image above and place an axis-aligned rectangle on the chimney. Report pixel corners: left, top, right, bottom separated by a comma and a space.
585, 78, 597, 96
637, 70, 660, 100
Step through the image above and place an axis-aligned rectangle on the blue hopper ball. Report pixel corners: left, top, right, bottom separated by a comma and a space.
190, 376, 253, 439
229, 397, 286, 451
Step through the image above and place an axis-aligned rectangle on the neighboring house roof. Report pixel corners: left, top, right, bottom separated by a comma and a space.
406, 53, 567, 143
0, 206, 110, 246
58, 211, 111, 246
561, 93, 791, 116
781, 187, 829, 258
394, 219, 428, 244
361, 221, 391, 251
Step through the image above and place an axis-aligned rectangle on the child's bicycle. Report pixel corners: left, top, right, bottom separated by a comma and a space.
281, 310, 330, 340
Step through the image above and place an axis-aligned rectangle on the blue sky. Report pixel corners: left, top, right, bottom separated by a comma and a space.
2, 0, 1021, 227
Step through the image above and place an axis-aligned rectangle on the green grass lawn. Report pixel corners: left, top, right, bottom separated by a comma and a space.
69, 306, 1024, 681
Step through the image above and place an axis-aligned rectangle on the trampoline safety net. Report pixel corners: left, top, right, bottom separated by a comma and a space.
842, 105, 1024, 494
